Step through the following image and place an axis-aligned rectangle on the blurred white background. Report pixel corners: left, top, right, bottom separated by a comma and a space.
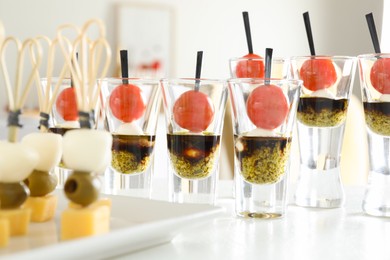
0, 0, 387, 184
0, 0, 384, 101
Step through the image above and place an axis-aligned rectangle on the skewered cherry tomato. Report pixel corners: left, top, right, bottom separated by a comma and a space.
370, 58, 390, 94
236, 53, 265, 78
109, 84, 146, 123
173, 90, 214, 132
299, 59, 337, 91
56, 88, 78, 121
246, 84, 288, 130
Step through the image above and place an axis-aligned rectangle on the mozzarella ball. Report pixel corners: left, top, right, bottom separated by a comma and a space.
115, 122, 143, 135
0, 141, 39, 182
21, 132, 62, 172
62, 129, 112, 173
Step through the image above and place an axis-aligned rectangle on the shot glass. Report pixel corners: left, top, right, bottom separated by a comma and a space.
229, 57, 292, 79
160, 78, 228, 204
291, 56, 357, 208
358, 53, 390, 217
100, 78, 161, 198
228, 78, 301, 218
41, 77, 81, 187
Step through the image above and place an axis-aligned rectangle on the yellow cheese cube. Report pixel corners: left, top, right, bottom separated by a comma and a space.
23, 195, 58, 222
61, 200, 110, 241
68, 197, 112, 210
0, 208, 31, 236
0, 218, 10, 247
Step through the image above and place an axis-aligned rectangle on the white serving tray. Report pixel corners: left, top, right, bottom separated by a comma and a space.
0, 191, 223, 260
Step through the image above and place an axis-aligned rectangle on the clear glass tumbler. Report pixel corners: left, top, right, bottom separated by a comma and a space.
291, 56, 357, 208
100, 78, 161, 198
228, 78, 301, 218
160, 78, 228, 204
41, 77, 80, 188
358, 53, 390, 217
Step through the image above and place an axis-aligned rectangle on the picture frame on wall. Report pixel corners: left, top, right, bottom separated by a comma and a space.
116, 3, 175, 78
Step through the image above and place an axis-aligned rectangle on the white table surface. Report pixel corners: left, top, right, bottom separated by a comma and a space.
112, 181, 390, 260
1, 117, 387, 260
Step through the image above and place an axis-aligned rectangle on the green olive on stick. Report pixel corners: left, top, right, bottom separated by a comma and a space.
0, 182, 29, 209
64, 171, 101, 207
24, 170, 58, 197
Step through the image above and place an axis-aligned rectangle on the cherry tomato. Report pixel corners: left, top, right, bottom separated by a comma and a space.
236, 53, 265, 78
370, 58, 390, 94
173, 90, 214, 132
109, 84, 146, 123
299, 59, 337, 91
246, 84, 288, 130
56, 87, 78, 121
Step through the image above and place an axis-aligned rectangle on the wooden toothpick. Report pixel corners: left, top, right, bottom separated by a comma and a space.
0, 37, 42, 142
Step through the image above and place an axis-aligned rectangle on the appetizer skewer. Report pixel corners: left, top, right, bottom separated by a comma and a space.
57, 19, 112, 240
0, 36, 41, 246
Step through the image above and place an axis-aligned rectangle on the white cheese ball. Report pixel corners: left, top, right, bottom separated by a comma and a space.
57, 121, 80, 129
380, 94, 390, 102
115, 122, 143, 135
0, 141, 39, 183
245, 128, 277, 137
95, 152, 112, 175
21, 132, 62, 172
311, 88, 335, 99
62, 129, 112, 173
